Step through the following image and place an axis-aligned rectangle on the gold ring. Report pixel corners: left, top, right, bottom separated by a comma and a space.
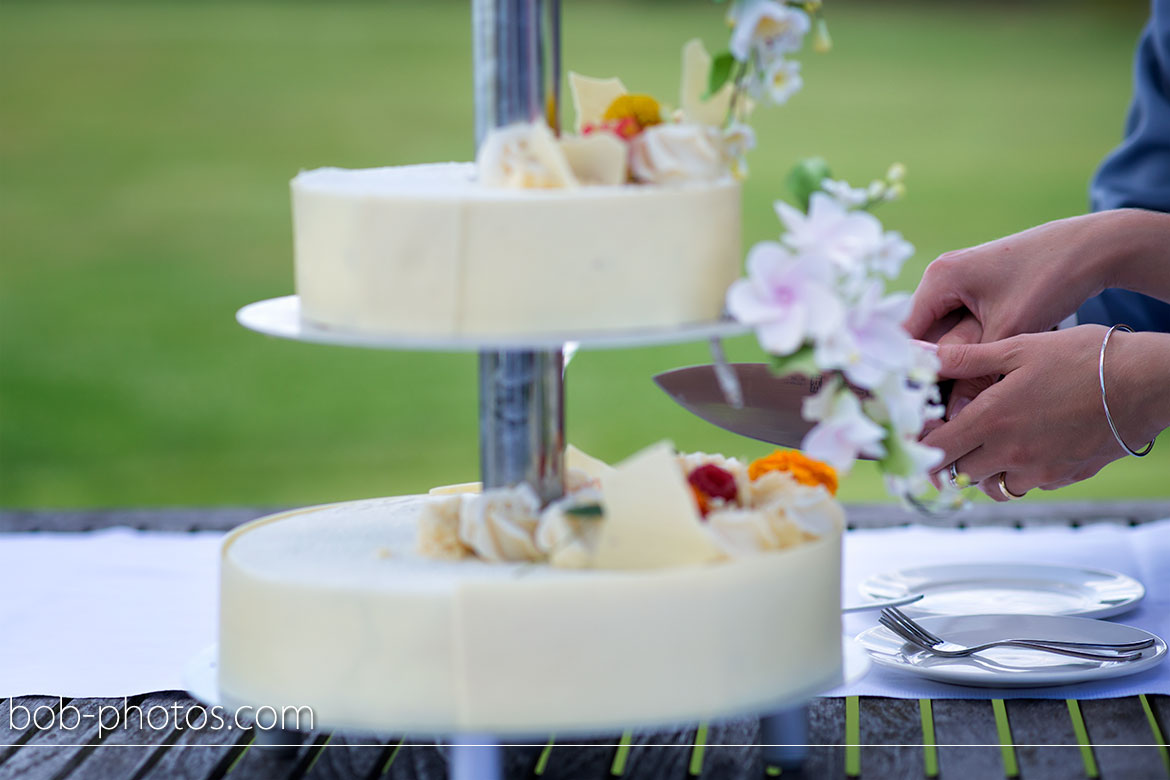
997, 472, 1026, 501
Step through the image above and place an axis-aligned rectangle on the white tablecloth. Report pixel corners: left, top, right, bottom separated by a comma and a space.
1, 518, 1167, 700
0, 528, 222, 698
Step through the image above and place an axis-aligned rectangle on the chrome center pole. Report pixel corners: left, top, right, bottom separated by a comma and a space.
472, 0, 564, 505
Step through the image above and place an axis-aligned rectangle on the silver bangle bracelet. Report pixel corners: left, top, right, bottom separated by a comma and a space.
1098, 324, 1154, 457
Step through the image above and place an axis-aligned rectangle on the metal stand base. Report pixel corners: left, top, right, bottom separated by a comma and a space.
760, 706, 810, 770
450, 735, 503, 780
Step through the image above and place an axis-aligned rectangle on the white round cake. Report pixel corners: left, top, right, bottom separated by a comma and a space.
218, 494, 843, 736
291, 163, 741, 337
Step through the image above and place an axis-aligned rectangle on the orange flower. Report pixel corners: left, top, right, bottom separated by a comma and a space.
690, 483, 710, 516
749, 450, 838, 495
602, 94, 662, 132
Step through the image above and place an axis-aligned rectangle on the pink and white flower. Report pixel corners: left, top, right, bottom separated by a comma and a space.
800, 382, 887, 471
815, 283, 914, 389
726, 241, 844, 355
776, 192, 884, 274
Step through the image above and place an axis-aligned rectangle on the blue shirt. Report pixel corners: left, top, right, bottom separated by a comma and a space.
1077, 0, 1170, 332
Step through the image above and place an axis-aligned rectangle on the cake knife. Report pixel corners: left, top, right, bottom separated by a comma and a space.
651, 363, 874, 457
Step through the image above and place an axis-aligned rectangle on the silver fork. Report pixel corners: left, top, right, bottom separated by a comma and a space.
883, 607, 1155, 651
878, 608, 1148, 662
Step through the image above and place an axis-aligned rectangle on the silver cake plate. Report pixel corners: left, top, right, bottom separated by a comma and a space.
237, 295, 750, 353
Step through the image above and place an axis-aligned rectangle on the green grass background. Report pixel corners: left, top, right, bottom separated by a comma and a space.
1, 0, 1166, 508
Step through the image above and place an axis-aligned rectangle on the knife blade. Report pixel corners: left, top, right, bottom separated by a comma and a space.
652, 362, 870, 456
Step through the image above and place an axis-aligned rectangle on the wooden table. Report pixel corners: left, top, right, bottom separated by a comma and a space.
2, 503, 1169, 779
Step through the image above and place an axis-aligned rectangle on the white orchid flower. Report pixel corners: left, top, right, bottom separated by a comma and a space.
726, 241, 844, 355
753, 58, 803, 105
776, 192, 885, 276
729, 2, 810, 62
815, 283, 914, 389
800, 384, 887, 471
820, 178, 869, 209
870, 230, 915, 278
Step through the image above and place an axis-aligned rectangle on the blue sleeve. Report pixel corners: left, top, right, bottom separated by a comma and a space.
1077, 0, 1170, 332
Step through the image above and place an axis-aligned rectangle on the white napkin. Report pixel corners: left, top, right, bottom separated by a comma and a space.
0, 528, 224, 698
829, 517, 1170, 699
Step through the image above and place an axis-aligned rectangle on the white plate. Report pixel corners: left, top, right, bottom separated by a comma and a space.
859, 563, 1144, 618
856, 614, 1166, 688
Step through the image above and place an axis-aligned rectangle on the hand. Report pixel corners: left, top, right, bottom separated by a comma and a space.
923, 326, 1162, 501
904, 213, 1115, 344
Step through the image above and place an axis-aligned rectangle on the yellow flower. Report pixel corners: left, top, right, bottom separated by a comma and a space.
603, 94, 662, 130
749, 450, 838, 495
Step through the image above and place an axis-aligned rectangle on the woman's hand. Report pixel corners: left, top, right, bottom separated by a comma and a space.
904, 213, 1118, 345
923, 326, 1169, 501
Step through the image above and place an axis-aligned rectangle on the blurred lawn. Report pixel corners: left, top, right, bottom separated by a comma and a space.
1, 0, 1166, 508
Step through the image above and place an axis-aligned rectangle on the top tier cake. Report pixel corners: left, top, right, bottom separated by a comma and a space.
291, 40, 757, 338
292, 162, 740, 337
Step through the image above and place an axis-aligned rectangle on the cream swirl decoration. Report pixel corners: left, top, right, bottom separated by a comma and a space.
476, 121, 579, 189
458, 484, 543, 562
629, 124, 727, 185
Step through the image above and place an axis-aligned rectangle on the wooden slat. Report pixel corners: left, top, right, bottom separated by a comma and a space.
221, 729, 320, 780
4, 501, 1166, 534
845, 501, 1170, 530
0, 696, 58, 765
598, 729, 687, 778
1003, 699, 1084, 778
133, 698, 252, 780
303, 734, 397, 780
65, 692, 186, 780
0, 697, 121, 780
858, 697, 923, 778
385, 741, 463, 780
537, 733, 639, 779
695, 718, 759, 777
799, 697, 846, 778
0, 508, 277, 533
931, 700, 1004, 778
1079, 697, 1166, 779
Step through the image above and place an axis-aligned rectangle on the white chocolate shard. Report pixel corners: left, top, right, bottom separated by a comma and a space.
566, 444, 614, 481
595, 441, 727, 569
429, 481, 482, 496
680, 39, 735, 128
568, 72, 628, 132
559, 133, 628, 186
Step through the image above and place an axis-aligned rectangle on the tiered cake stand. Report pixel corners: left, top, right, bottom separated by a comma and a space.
226, 2, 854, 776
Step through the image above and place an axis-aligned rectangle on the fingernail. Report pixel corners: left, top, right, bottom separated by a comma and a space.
911, 339, 939, 354
950, 397, 971, 419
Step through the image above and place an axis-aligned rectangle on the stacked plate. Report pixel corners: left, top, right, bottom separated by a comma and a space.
853, 563, 1166, 687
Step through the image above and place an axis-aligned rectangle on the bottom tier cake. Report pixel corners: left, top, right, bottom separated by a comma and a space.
218, 492, 843, 735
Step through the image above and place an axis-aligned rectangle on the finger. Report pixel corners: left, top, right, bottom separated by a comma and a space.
921, 406, 985, 481
947, 376, 995, 421
977, 471, 1037, 502
936, 313, 983, 347
919, 308, 968, 345
905, 274, 965, 340
937, 338, 1024, 380
935, 314, 989, 420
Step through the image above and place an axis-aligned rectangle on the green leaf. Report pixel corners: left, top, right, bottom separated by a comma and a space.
705, 52, 736, 99
785, 157, 832, 211
564, 503, 604, 518
875, 425, 911, 478
769, 345, 820, 378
